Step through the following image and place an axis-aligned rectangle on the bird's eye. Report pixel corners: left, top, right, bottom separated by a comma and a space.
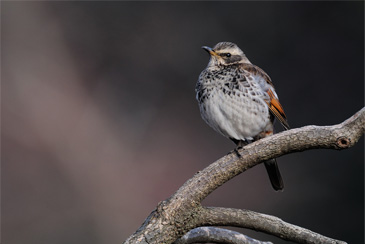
225, 53, 231, 57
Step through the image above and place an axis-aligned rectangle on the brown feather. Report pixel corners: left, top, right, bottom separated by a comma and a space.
241, 63, 274, 86
267, 89, 290, 130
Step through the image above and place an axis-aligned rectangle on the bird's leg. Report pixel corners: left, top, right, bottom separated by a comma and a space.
233, 148, 242, 158
231, 139, 250, 158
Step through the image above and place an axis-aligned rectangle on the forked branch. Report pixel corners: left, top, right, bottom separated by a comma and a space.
123, 108, 364, 244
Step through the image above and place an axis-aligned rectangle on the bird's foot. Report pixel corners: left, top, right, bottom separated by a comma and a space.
233, 146, 243, 158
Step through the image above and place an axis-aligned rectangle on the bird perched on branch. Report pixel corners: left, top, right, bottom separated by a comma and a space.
196, 42, 289, 191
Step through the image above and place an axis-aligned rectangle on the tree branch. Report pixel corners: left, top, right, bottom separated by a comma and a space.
123, 108, 364, 244
197, 207, 346, 244
174, 226, 273, 244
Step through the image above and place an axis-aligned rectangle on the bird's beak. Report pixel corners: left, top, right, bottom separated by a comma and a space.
202, 46, 218, 57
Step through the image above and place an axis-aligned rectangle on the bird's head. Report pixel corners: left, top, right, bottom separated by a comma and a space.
202, 42, 251, 68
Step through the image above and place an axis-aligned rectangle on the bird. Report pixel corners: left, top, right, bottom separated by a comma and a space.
195, 42, 289, 191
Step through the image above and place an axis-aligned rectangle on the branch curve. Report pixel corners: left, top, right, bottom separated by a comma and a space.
123, 108, 364, 244
197, 207, 347, 244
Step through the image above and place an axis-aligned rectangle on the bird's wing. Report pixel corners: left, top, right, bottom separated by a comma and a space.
266, 88, 290, 130
242, 63, 290, 130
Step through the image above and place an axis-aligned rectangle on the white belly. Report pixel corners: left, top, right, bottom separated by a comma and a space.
200, 88, 271, 141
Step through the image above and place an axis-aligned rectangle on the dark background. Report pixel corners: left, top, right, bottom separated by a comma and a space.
2, 2, 363, 244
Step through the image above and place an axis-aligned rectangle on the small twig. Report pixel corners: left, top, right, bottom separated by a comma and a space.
174, 226, 273, 244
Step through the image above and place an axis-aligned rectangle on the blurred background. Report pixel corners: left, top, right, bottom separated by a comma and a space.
2, 2, 363, 244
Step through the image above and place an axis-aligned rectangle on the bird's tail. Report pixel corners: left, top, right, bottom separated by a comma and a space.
264, 158, 284, 191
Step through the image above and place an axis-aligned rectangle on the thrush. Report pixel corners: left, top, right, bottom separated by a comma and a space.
196, 42, 289, 191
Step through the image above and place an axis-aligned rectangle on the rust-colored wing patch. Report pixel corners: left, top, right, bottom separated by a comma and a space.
266, 89, 290, 130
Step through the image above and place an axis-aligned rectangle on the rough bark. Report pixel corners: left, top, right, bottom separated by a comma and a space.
123, 108, 364, 244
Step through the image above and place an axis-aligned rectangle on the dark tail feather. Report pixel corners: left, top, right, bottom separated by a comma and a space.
264, 159, 284, 191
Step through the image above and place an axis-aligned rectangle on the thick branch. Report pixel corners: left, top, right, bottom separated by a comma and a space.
174, 226, 273, 244
123, 108, 364, 244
